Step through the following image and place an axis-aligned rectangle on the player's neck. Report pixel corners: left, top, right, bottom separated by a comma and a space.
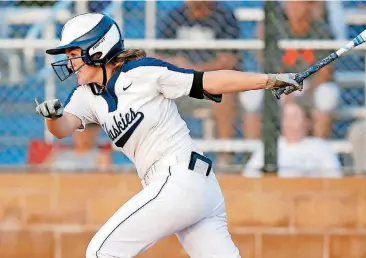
105, 66, 115, 85
95, 65, 115, 87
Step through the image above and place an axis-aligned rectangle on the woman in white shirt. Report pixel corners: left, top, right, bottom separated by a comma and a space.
244, 102, 342, 178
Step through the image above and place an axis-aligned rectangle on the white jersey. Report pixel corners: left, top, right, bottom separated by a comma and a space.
64, 57, 202, 178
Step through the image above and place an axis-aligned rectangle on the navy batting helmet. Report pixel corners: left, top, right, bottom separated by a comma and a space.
46, 13, 124, 82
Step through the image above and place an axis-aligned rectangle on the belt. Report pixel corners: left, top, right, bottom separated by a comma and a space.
142, 151, 212, 187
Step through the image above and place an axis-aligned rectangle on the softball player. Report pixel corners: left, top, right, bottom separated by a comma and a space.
35, 13, 301, 258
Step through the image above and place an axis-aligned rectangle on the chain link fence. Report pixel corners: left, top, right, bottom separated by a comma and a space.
0, 1, 365, 174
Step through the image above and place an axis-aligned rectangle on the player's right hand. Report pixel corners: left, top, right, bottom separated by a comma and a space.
35, 98, 64, 119
267, 73, 303, 92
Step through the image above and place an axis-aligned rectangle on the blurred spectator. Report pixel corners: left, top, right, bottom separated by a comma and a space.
43, 123, 111, 171
88, 1, 111, 12
240, 1, 340, 139
347, 119, 366, 175
243, 102, 342, 178
312, 0, 347, 40
156, 1, 240, 165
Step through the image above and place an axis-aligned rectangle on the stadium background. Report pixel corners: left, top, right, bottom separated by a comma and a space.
1, 1, 366, 257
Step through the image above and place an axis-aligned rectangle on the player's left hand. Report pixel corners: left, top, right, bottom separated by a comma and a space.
267, 73, 303, 94
35, 98, 64, 119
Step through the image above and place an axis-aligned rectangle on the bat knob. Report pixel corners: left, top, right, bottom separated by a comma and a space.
271, 88, 285, 100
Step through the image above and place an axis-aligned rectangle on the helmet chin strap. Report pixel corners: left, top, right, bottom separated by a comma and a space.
90, 64, 108, 95
102, 64, 107, 87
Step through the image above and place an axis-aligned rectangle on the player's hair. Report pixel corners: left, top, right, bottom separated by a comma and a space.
112, 49, 146, 72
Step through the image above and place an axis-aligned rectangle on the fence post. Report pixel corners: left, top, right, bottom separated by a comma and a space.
262, 1, 280, 173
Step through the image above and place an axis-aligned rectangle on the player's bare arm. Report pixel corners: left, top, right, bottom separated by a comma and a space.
46, 112, 82, 139
202, 70, 302, 95
35, 97, 82, 139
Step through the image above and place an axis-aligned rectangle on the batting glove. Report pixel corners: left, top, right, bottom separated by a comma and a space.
35, 98, 64, 119
266, 73, 303, 93
283, 85, 300, 95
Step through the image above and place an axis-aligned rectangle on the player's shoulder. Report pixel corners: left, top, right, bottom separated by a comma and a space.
76, 84, 92, 91
71, 84, 93, 95
64, 84, 92, 105
122, 57, 194, 75
122, 57, 167, 72
121, 57, 169, 78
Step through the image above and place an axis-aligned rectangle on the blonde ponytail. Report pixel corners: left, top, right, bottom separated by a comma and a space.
112, 49, 146, 71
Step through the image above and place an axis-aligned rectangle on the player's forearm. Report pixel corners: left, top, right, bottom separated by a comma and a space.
203, 70, 270, 94
46, 113, 80, 139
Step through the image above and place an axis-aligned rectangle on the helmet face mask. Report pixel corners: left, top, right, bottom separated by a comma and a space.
46, 13, 124, 83
51, 55, 86, 82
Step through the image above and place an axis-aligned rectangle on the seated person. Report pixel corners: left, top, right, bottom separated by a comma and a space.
156, 1, 240, 165
347, 118, 366, 175
243, 102, 342, 178
240, 0, 340, 139
43, 123, 111, 171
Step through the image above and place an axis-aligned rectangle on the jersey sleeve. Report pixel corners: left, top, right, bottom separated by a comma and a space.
122, 57, 221, 101
63, 86, 98, 131
122, 57, 195, 99
157, 65, 195, 99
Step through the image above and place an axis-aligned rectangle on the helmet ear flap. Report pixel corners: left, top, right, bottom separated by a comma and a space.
91, 52, 102, 60
81, 50, 94, 66
82, 50, 104, 66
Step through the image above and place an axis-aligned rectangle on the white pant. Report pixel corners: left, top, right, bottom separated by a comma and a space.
86, 153, 240, 258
